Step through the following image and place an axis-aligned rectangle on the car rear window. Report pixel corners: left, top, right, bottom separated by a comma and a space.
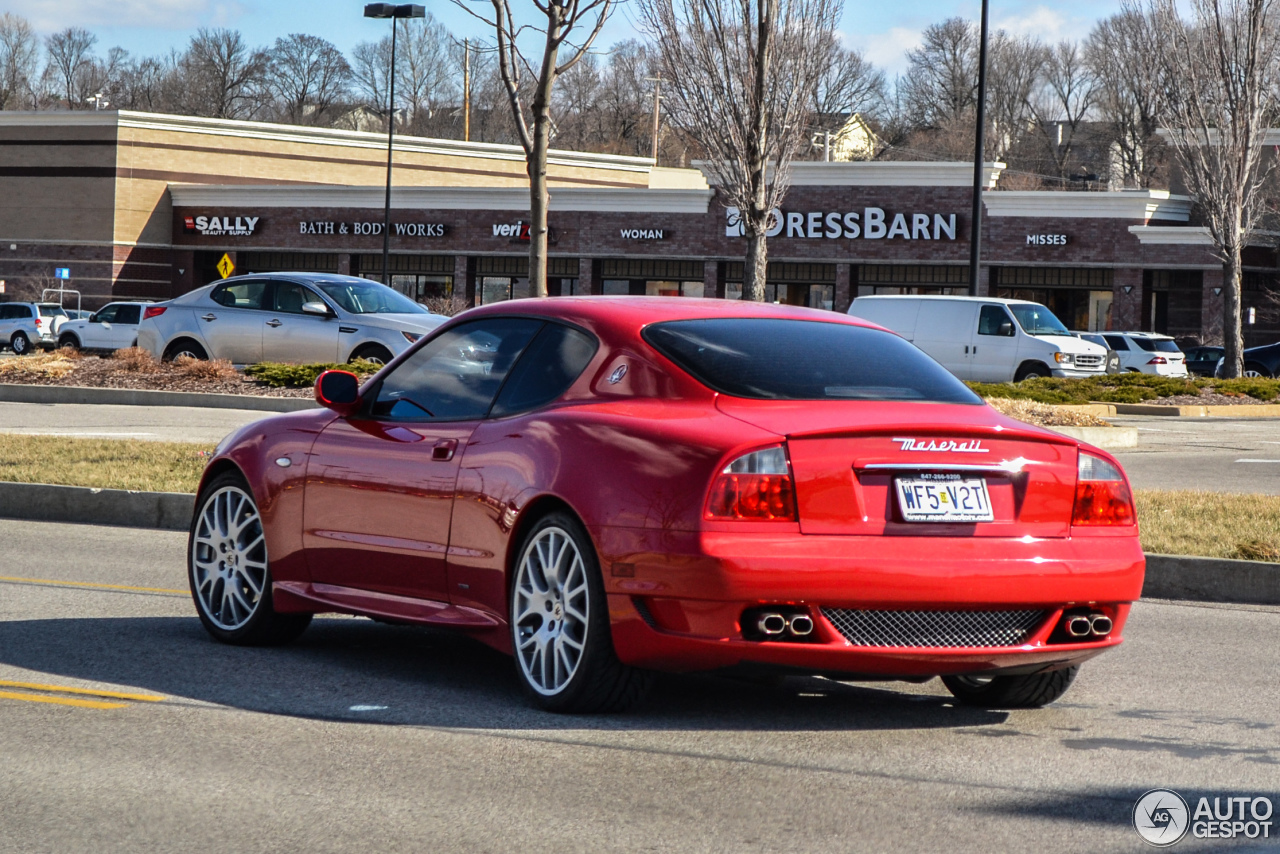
1133, 337, 1180, 353
37, 304, 67, 317
643, 318, 981, 403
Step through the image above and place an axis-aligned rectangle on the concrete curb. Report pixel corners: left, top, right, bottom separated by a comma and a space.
1047, 425, 1139, 449
0, 383, 316, 412
1105, 402, 1280, 418
1142, 553, 1280, 606
0, 482, 194, 531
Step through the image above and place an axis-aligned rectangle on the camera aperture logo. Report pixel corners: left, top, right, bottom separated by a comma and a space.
1134, 789, 1189, 846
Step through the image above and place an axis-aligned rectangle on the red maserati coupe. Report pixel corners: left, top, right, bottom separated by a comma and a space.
189, 296, 1144, 712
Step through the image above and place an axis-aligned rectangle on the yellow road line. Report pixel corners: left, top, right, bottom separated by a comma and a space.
0, 690, 129, 710
0, 680, 165, 703
0, 575, 186, 595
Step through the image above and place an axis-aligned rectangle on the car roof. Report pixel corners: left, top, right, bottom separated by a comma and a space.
217, 272, 368, 284
1110, 331, 1174, 339
853, 295, 1043, 306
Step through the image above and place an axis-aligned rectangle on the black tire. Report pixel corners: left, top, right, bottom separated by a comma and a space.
509, 511, 653, 713
349, 344, 393, 366
58, 333, 80, 350
1014, 361, 1051, 382
1244, 363, 1271, 379
188, 470, 312, 646
163, 338, 208, 362
942, 665, 1079, 709
10, 331, 30, 355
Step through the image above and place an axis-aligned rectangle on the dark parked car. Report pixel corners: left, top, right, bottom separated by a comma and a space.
1183, 346, 1225, 377
1214, 342, 1280, 378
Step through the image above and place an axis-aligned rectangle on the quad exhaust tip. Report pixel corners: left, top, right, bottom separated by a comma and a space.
757, 613, 787, 636
1064, 612, 1112, 638
788, 614, 814, 636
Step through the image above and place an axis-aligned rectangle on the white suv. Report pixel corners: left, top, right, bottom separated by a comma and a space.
0, 302, 68, 354
57, 302, 149, 351
1101, 332, 1189, 377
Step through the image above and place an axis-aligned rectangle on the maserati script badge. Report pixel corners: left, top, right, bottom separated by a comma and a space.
893, 438, 988, 453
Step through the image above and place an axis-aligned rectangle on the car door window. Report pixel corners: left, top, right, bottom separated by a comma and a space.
211, 280, 268, 309
270, 282, 322, 314
0, 306, 14, 320
114, 305, 141, 325
370, 318, 543, 421
977, 305, 1015, 337
491, 323, 598, 418
1103, 335, 1129, 350
93, 305, 120, 323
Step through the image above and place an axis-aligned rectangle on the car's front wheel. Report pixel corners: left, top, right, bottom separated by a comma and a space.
942, 665, 1079, 708
58, 333, 80, 350
188, 471, 312, 646
510, 512, 652, 713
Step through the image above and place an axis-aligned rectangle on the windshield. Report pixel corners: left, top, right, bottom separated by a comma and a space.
1008, 303, 1069, 336
643, 318, 980, 404
314, 280, 429, 315
1133, 337, 1181, 353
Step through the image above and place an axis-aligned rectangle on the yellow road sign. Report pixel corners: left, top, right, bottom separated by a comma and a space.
216, 253, 235, 279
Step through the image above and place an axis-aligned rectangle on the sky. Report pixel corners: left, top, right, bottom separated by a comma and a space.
0, 0, 1126, 77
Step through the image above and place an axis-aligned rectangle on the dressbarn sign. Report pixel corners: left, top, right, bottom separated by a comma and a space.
726, 207, 959, 241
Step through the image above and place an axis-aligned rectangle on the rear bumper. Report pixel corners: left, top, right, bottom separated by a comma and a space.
594, 526, 1143, 676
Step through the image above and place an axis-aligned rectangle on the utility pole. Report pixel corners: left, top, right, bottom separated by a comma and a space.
463, 39, 471, 142
645, 76, 663, 161
967, 0, 990, 298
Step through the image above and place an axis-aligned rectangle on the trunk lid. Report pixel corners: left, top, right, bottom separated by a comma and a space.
716, 398, 1079, 538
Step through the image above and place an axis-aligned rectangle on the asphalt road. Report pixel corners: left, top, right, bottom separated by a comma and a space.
1111, 416, 1280, 495
0, 401, 278, 444
0, 519, 1276, 853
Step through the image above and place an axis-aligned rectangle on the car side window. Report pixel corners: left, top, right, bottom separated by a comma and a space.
491, 323, 598, 418
370, 318, 543, 422
270, 282, 322, 314
0, 306, 13, 320
977, 305, 1015, 337
211, 280, 268, 310
1103, 335, 1129, 351
94, 305, 120, 323
115, 305, 142, 325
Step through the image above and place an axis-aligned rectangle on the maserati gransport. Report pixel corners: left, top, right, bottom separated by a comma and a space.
189, 296, 1144, 712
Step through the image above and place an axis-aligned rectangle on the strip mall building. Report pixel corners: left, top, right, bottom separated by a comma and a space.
3, 110, 1277, 345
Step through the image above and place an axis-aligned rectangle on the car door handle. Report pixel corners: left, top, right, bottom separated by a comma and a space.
201, 313, 217, 322
432, 439, 457, 461
266, 319, 282, 327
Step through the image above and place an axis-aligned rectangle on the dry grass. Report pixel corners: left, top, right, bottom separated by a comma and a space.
175, 355, 238, 381
0, 348, 80, 379
0, 433, 208, 493
1135, 489, 1280, 561
111, 346, 160, 373
984, 397, 1111, 428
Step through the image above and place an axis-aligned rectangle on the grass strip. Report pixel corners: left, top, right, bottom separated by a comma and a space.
1135, 489, 1280, 561
0, 434, 209, 494
968, 374, 1280, 405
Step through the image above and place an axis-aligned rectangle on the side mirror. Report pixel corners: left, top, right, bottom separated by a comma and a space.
315, 369, 361, 416
89, 313, 100, 323
301, 301, 333, 317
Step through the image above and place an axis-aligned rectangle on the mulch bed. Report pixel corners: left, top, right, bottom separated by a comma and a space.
0, 356, 311, 398
1148, 391, 1272, 406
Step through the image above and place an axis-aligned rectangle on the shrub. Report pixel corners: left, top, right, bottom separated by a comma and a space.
175, 355, 238, 381
1232, 538, 1280, 562
112, 346, 160, 373
968, 374, 1280, 405
244, 360, 382, 388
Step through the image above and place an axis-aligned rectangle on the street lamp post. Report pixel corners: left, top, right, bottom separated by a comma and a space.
968, 0, 990, 297
364, 3, 426, 287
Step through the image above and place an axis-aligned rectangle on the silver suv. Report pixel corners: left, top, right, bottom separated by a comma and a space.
0, 302, 68, 354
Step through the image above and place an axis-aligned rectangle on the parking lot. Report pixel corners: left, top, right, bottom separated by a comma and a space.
0, 518, 1276, 853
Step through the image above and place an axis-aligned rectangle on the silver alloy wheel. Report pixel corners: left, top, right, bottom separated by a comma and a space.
1245, 369, 1264, 378
11, 333, 27, 354
191, 485, 268, 631
513, 526, 590, 696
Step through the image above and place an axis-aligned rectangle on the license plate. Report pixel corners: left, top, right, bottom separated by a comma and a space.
895, 474, 993, 522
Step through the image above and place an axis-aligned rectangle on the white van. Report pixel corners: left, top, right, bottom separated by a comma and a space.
848, 295, 1108, 382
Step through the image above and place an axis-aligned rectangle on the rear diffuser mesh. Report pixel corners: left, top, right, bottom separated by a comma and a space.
821, 608, 1048, 648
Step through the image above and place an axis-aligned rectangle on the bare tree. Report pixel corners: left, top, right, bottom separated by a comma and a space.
265, 33, 352, 125
45, 27, 97, 108
639, 0, 839, 300
985, 32, 1046, 162
899, 18, 977, 128
1153, 0, 1280, 377
456, 0, 617, 298
180, 28, 267, 119
809, 37, 886, 121
351, 37, 392, 125
1026, 42, 1097, 181
395, 15, 458, 134
0, 13, 38, 109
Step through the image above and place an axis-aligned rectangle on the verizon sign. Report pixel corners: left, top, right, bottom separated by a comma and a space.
185, 215, 260, 236
726, 207, 958, 241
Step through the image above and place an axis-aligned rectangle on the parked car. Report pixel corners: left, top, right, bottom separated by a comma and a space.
849, 295, 1109, 382
57, 301, 149, 351
137, 273, 447, 365
1213, 342, 1280, 378
189, 297, 1143, 713
0, 302, 68, 354
1183, 345, 1225, 377
1070, 332, 1122, 374
1100, 332, 1189, 377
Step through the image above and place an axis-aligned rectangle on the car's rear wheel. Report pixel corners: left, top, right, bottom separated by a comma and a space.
163, 339, 208, 362
1244, 363, 1271, 378
942, 665, 1079, 708
10, 332, 30, 355
349, 344, 393, 366
510, 512, 652, 713
58, 333, 80, 350
188, 471, 311, 646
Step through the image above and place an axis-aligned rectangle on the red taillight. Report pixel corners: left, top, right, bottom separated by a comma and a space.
1147, 356, 1167, 365
1072, 452, 1135, 526
33, 318, 42, 327
143, 306, 166, 320
706, 445, 797, 521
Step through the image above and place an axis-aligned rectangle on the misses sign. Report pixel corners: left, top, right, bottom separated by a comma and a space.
726, 207, 958, 241
184, 215, 260, 236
